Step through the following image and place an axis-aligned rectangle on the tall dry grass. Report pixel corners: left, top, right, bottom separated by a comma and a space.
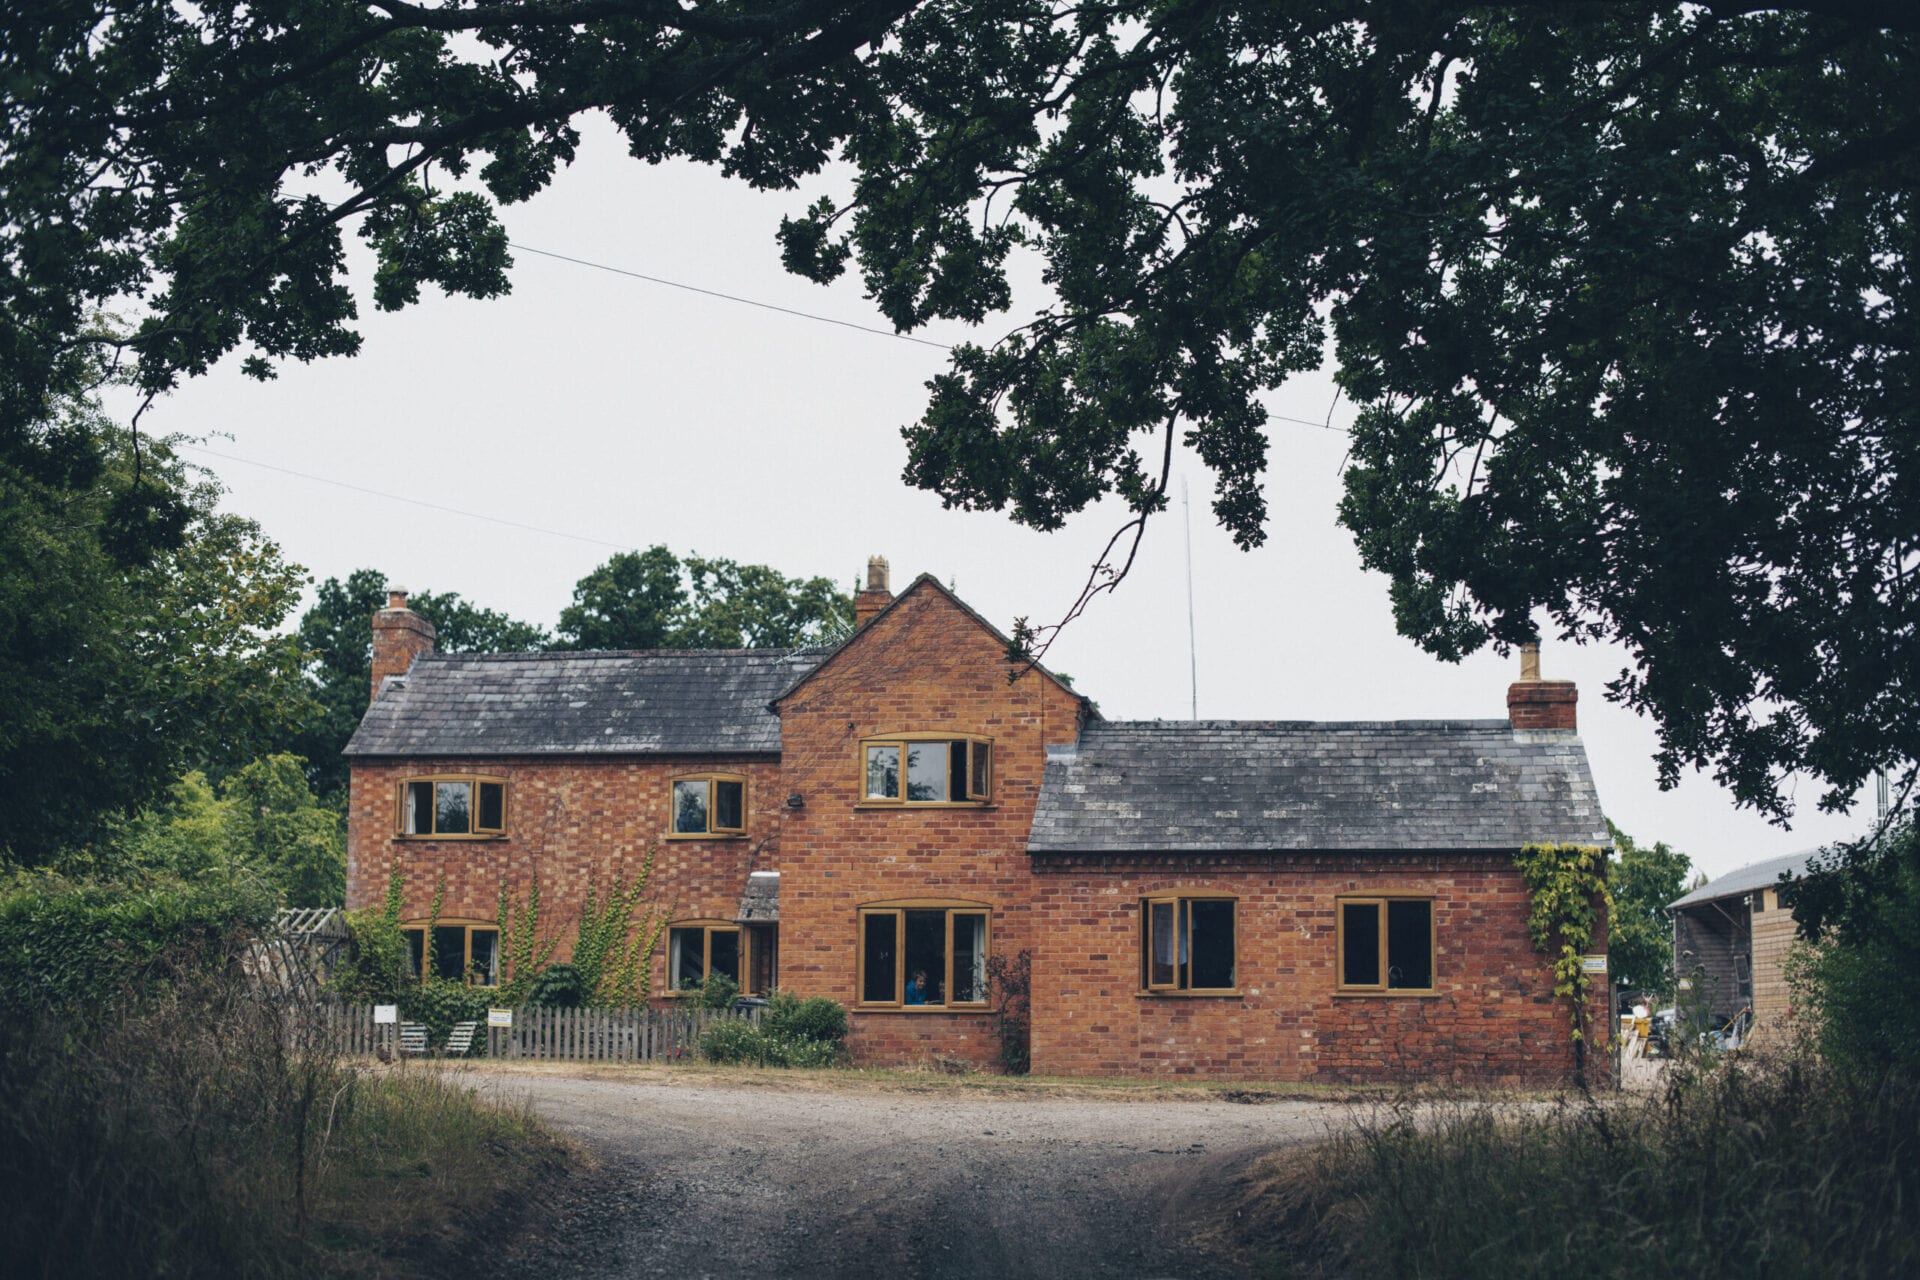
1266, 1052, 1920, 1279
0, 936, 560, 1279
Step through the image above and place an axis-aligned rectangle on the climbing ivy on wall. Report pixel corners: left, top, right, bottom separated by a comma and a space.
1515, 842, 1612, 1081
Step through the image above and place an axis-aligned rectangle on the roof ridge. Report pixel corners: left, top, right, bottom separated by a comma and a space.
1091, 718, 1519, 731
420, 647, 826, 662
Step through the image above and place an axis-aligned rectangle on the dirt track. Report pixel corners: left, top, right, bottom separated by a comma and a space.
470, 1068, 1350, 1279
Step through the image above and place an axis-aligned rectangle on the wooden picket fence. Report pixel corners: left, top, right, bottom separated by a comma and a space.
321, 1002, 761, 1062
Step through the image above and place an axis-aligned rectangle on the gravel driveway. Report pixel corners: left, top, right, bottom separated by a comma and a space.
471, 1068, 1349, 1279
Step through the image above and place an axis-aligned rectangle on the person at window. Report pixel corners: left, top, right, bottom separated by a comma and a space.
905, 969, 929, 1006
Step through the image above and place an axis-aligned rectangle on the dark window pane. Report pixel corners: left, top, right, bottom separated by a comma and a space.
905, 909, 947, 1005
673, 780, 709, 834
952, 913, 987, 1003
1386, 901, 1432, 989
906, 742, 949, 801
714, 779, 744, 830
432, 926, 467, 982
866, 746, 899, 799
1149, 901, 1176, 987
403, 928, 425, 980
710, 929, 741, 983
670, 927, 706, 989
478, 782, 505, 831
862, 912, 898, 1003
1189, 900, 1236, 989
406, 781, 433, 834
435, 781, 470, 834
1343, 903, 1381, 987
470, 929, 499, 987
949, 741, 969, 801
971, 743, 991, 798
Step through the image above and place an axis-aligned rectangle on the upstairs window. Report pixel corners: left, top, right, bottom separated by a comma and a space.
401, 922, 500, 988
861, 736, 992, 805
1141, 895, 1238, 993
1338, 897, 1435, 993
398, 776, 506, 837
670, 774, 747, 837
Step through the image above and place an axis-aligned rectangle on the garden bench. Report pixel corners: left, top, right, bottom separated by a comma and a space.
444, 1021, 481, 1057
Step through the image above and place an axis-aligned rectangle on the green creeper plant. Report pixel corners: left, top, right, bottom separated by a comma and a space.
569, 845, 667, 1008
1515, 842, 1612, 1084
494, 877, 561, 1003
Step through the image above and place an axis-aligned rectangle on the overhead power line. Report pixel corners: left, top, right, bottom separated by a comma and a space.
178, 444, 638, 552
508, 241, 955, 350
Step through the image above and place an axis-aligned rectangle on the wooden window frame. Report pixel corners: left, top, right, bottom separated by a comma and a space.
664, 920, 754, 995
400, 920, 501, 988
855, 899, 992, 1011
856, 734, 994, 808
1335, 895, 1439, 996
665, 773, 749, 839
1139, 891, 1240, 996
394, 774, 508, 839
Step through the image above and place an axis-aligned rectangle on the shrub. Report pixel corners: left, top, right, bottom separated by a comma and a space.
762, 988, 849, 1045
525, 962, 586, 1008
694, 972, 739, 1010
399, 976, 492, 1044
986, 949, 1032, 1074
698, 990, 848, 1068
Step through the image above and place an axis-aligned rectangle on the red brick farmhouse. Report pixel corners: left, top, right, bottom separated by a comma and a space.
345, 560, 1610, 1082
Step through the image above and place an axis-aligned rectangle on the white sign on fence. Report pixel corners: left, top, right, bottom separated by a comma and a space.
373, 1004, 398, 1024
488, 1008, 513, 1028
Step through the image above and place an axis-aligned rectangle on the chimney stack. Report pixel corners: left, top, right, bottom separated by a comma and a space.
1507, 639, 1577, 731
371, 587, 436, 703
854, 556, 893, 629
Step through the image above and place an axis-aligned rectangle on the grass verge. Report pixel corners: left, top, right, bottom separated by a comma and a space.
1219, 1053, 1920, 1279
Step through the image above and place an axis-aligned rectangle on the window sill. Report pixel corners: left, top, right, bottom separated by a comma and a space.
853, 801, 996, 811
855, 1004, 992, 1013
662, 832, 748, 841
1332, 989, 1442, 999
393, 833, 508, 842
1138, 989, 1243, 999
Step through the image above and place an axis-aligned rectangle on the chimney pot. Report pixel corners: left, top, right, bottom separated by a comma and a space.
854, 555, 894, 629
1520, 640, 1541, 682
387, 588, 409, 611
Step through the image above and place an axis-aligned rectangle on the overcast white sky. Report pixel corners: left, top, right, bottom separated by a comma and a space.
125, 118, 1869, 882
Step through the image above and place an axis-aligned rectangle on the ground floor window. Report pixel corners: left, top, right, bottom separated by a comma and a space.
1141, 894, 1237, 993
402, 922, 499, 987
669, 921, 745, 993
858, 903, 989, 1008
1337, 897, 1434, 992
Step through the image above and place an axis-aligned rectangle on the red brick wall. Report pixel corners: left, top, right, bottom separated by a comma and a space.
1029, 853, 1606, 1085
1507, 681, 1579, 730
773, 582, 1086, 1068
346, 755, 782, 999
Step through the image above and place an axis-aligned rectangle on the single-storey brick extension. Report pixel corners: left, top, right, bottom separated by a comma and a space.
345, 559, 1611, 1082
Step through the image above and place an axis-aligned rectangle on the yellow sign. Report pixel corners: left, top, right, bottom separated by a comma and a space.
1580, 954, 1608, 974
487, 1008, 513, 1028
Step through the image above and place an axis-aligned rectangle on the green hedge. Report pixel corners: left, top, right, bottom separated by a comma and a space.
0, 876, 277, 1016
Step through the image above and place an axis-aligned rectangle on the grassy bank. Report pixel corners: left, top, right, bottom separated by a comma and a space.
0, 917, 567, 1280
1234, 1054, 1920, 1279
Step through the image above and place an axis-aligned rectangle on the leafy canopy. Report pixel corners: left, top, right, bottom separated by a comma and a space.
0, 393, 313, 867
1605, 820, 1693, 994
5, 2, 1915, 821
555, 547, 853, 650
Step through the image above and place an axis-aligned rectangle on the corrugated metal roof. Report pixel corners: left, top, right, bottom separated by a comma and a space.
1670, 848, 1822, 910
1028, 720, 1610, 854
344, 649, 824, 757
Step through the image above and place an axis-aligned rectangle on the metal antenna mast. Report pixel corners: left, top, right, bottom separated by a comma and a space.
1183, 476, 1198, 720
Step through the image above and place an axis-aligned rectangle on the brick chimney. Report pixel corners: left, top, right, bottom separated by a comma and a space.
854, 555, 892, 629
1507, 640, 1578, 731
371, 588, 435, 702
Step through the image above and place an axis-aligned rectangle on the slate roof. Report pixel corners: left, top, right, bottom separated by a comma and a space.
344, 650, 824, 757
1027, 720, 1610, 854
737, 871, 780, 923
1670, 848, 1821, 910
